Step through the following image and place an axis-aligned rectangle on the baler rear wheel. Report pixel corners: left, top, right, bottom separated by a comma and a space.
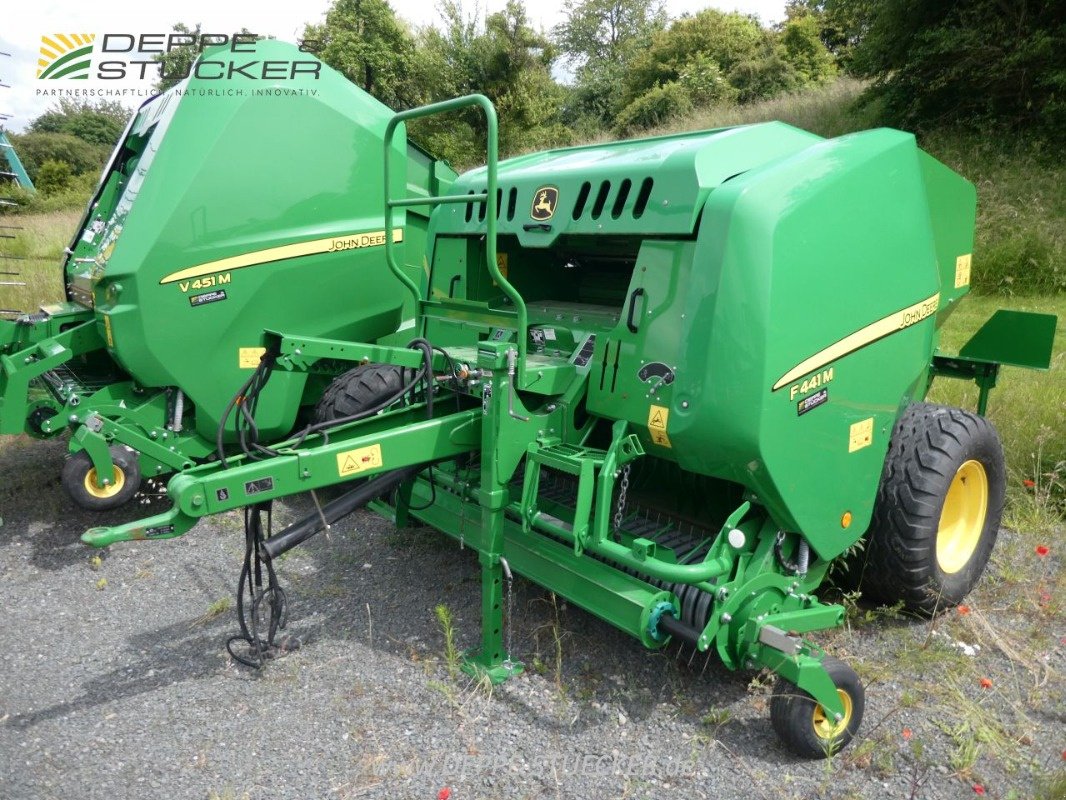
770, 656, 864, 758
859, 403, 1005, 615
314, 363, 406, 423
62, 446, 141, 511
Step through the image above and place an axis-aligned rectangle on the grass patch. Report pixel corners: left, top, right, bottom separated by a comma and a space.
641, 77, 876, 140
434, 603, 460, 680
0, 208, 81, 314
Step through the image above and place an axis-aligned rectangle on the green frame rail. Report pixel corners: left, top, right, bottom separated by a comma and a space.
382, 94, 528, 370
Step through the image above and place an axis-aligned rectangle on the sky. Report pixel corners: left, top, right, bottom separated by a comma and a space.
0, 0, 786, 132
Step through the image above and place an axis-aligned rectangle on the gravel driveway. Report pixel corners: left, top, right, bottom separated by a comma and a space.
0, 436, 1062, 800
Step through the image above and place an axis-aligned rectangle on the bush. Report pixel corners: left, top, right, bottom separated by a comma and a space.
35, 160, 74, 195
0, 172, 96, 216
615, 81, 694, 135
9, 132, 110, 180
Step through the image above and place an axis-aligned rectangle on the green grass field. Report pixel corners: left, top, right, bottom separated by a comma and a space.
0, 208, 81, 313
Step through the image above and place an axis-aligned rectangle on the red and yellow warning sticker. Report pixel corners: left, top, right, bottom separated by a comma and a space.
336, 444, 384, 477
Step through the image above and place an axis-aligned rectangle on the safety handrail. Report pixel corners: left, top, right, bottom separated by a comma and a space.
383, 94, 528, 370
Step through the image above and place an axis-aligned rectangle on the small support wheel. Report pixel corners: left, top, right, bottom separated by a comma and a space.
62, 446, 141, 511
314, 363, 405, 423
770, 656, 865, 758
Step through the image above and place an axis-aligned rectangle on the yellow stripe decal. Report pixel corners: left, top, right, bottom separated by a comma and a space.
772, 292, 940, 391
159, 229, 404, 285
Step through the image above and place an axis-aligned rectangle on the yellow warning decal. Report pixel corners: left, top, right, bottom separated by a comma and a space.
337, 444, 384, 477
954, 253, 972, 289
102, 315, 114, 348
849, 417, 874, 453
647, 404, 672, 448
239, 347, 266, 369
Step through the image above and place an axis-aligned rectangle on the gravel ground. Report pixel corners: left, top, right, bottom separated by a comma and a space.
0, 436, 1062, 800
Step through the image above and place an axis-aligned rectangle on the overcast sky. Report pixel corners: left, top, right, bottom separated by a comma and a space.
0, 0, 786, 132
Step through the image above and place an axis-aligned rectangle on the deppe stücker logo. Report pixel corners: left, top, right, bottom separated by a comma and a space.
35, 32, 322, 81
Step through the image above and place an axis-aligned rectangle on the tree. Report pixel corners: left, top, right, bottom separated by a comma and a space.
784, 0, 868, 71
614, 81, 693, 134
556, 0, 665, 67
838, 0, 1066, 131
780, 13, 837, 86
555, 0, 666, 127
410, 1, 569, 165
29, 99, 130, 147
621, 10, 767, 109
305, 0, 419, 109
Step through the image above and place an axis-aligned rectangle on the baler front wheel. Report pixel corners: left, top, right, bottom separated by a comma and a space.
62, 446, 141, 511
770, 656, 865, 758
859, 403, 1005, 615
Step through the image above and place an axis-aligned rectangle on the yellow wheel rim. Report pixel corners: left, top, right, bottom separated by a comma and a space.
936, 459, 988, 574
83, 465, 126, 499
812, 689, 853, 740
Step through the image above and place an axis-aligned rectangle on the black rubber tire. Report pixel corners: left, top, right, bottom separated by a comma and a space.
314, 364, 406, 424
770, 656, 865, 759
61, 445, 141, 511
857, 402, 1005, 615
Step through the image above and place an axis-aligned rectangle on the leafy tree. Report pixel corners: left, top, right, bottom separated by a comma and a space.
555, 0, 666, 127
784, 0, 868, 70
305, 0, 420, 109
29, 99, 131, 147
621, 10, 766, 109
780, 13, 837, 85
729, 54, 799, 103
839, 0, 1066, 131
411, 1, 569, 165
153, 23, 202, 92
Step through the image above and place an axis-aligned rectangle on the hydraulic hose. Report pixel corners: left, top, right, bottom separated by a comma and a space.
260, 464, 425, 559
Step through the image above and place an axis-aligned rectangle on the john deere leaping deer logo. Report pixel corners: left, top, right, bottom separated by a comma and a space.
530, 186, 558, 221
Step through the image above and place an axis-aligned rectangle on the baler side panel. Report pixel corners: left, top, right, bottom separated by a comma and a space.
683, 130, 944, 559
919, 151, 978, 328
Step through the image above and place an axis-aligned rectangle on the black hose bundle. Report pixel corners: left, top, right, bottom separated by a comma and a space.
226, 502, 289, 668
215, 338, 439, 468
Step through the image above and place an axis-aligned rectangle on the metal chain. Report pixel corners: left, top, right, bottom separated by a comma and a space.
457, 478, 467, 549
613, 464, 631, 534
501, 557, 515, 674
